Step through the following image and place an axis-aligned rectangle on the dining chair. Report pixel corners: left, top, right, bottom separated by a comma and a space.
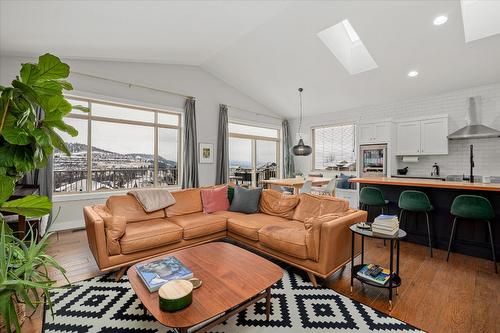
312, 178, 337, 196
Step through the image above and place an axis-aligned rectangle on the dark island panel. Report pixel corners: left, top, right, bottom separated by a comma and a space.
350, 179, 500, 260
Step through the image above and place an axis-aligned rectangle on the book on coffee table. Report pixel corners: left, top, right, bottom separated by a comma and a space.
136, 256, 193, 292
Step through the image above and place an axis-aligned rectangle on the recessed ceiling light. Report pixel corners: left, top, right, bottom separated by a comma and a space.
433, 15, 448, 26
407, 70, 419, 78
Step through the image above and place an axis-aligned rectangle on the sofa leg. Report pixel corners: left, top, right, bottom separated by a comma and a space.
306, 271, 318, 287
115, 266, 128, 282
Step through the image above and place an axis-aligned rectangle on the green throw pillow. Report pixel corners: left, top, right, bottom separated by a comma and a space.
227, 186, 235, 203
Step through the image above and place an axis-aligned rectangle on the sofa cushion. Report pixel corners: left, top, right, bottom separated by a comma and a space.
259, 189, 300, 219
106, 195, 165, 223
120, 219, 183, 254
258, 221, 308, 260
212, 210, 248, 220
102, 215, 126, 255
229, 187, 262, 214
201, 186, 230, 213
167, 212, 226, 240
292, 193, 349, 222
226, 213, 288, 241
166, 188, 203, 217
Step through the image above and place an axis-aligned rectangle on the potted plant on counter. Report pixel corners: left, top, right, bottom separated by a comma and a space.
0, 53, 87, 332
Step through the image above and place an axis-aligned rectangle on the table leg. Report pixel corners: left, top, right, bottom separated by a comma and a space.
293, 185, 300, 195
177, 328, 188, 333
361, 236, 364, 265
18, 215, 26, 239
350, 231, 355, 294
389, 239, 394, 310
265, 287, 272, 321
396, 239, 400, 275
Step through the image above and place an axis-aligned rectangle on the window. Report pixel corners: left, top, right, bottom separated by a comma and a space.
228, 122, 280, 187
312, 124, 356, 171
53, 97, 181, 193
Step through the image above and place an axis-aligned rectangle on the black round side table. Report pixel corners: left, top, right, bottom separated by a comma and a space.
349, 224, 407, 310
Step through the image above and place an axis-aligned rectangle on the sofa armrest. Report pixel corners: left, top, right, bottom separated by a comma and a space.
83, 206, 110, 270
317, 210, 368, 275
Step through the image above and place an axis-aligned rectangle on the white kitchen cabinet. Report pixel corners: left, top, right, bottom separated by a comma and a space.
396, 116, 448, 155
396, 121, 421, 155
420, 118, 448, 155
358, 122, 391, 144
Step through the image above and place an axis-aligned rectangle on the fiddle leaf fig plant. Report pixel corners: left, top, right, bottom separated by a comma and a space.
0, 53, 88, 332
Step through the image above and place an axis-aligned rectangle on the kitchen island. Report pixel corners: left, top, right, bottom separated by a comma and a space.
349, 177, 500, 260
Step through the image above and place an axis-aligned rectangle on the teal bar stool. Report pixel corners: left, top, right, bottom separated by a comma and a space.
360, 187, 389, 245
398, 190, 434, 257
448, 195, 497, 273
359, 186, 389, 215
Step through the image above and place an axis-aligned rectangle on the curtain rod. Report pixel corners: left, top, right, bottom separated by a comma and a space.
71, 71, 195, 100
226, 104, 283, 121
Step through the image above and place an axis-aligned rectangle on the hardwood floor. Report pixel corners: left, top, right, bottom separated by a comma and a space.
22, 230, 499, 333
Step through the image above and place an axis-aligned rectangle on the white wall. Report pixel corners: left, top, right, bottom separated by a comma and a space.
0, 55, 282, 231
290, 82, 500, 178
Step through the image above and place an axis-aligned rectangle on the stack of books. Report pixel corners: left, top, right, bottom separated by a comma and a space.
357, 264, 391, 285
372, 214, 399, 235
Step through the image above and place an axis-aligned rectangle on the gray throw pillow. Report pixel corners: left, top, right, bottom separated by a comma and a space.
229, 187, 262, 214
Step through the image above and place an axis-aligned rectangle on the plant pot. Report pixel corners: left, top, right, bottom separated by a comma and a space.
0, 298, 26, 333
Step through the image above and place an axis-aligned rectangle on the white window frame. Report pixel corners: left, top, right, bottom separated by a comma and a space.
228, 120, 281, 187
53, 95, 182, 194
311, 123, 357, 171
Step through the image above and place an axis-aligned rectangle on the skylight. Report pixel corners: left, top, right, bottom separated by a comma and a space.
461, 0, 500, 42
317, 19, 378, 75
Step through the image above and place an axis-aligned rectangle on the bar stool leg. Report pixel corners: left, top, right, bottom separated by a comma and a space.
446, 217, 458, 261
486, 220, 498, 274
425, 212, 433, 258
382, 206, 386, 247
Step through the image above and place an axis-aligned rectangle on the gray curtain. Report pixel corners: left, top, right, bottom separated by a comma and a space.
215, 104, 229, 185
182, 98, 199, 188
282, 120, 295, 178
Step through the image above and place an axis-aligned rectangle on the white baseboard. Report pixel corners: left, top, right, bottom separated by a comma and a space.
48, 219, 85, 232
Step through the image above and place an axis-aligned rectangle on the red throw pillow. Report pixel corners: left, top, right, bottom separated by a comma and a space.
200, 185, 230, 213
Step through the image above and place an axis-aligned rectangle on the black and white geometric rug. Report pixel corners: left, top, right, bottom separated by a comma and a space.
43, 265, 424, 333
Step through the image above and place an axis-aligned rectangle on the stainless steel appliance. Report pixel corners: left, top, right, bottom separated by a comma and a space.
360, 144, 387, 177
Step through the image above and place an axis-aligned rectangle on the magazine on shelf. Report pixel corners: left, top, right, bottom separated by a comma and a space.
136, 256, 193, 292
357, 264, 391, 285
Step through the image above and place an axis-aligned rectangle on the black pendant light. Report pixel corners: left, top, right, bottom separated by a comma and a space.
292, 88, 312, 156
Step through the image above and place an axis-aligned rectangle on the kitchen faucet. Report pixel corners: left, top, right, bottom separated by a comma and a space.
470, 144, 474, 183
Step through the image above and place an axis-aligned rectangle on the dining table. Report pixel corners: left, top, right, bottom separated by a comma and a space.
260, 177, 332, 194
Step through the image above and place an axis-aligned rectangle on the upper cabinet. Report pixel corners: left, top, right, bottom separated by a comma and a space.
358, 122, 391, 144
396, 116, 448, 155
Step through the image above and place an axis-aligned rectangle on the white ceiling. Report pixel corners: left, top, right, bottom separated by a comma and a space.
1, 1, 500, 118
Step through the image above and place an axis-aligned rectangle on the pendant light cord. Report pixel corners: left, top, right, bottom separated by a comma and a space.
298, 88, 303, 138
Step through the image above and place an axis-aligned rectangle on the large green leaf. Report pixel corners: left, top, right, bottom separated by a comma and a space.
32, 128, 52, 146
32, 80, 63, 96
0, 175, 15, 203
1, 127, 31, 145
20, 63, 40, 85
45, 126, 70, 156
13, 146, 35, 173
37, 54, 69, 80
0, 195, 52, 217
0, 146, 15, 168
45, 119, 78, 137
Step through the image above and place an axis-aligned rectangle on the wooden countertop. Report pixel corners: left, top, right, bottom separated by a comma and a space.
349, 177, 500, 192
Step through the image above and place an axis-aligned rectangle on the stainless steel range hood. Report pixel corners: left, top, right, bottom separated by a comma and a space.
448, 96, 500, 140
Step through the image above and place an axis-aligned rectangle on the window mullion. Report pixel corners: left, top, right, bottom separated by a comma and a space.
87, 100, 92, 192
154, 112, 158, 187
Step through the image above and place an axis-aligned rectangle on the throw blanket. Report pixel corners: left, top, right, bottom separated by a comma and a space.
128, 189, 176, 212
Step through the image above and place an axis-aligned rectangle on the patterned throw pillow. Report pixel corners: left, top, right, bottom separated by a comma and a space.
229, 187, 262, 214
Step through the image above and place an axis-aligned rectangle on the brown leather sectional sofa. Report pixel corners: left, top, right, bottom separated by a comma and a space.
83, 188, 367, 286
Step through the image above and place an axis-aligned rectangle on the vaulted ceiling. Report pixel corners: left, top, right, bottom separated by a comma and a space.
2, 1, 500, 118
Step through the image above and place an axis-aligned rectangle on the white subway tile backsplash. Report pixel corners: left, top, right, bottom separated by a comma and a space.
291, 82, 500, 177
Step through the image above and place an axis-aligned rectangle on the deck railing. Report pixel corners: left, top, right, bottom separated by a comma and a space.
53, 167, 178, 192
